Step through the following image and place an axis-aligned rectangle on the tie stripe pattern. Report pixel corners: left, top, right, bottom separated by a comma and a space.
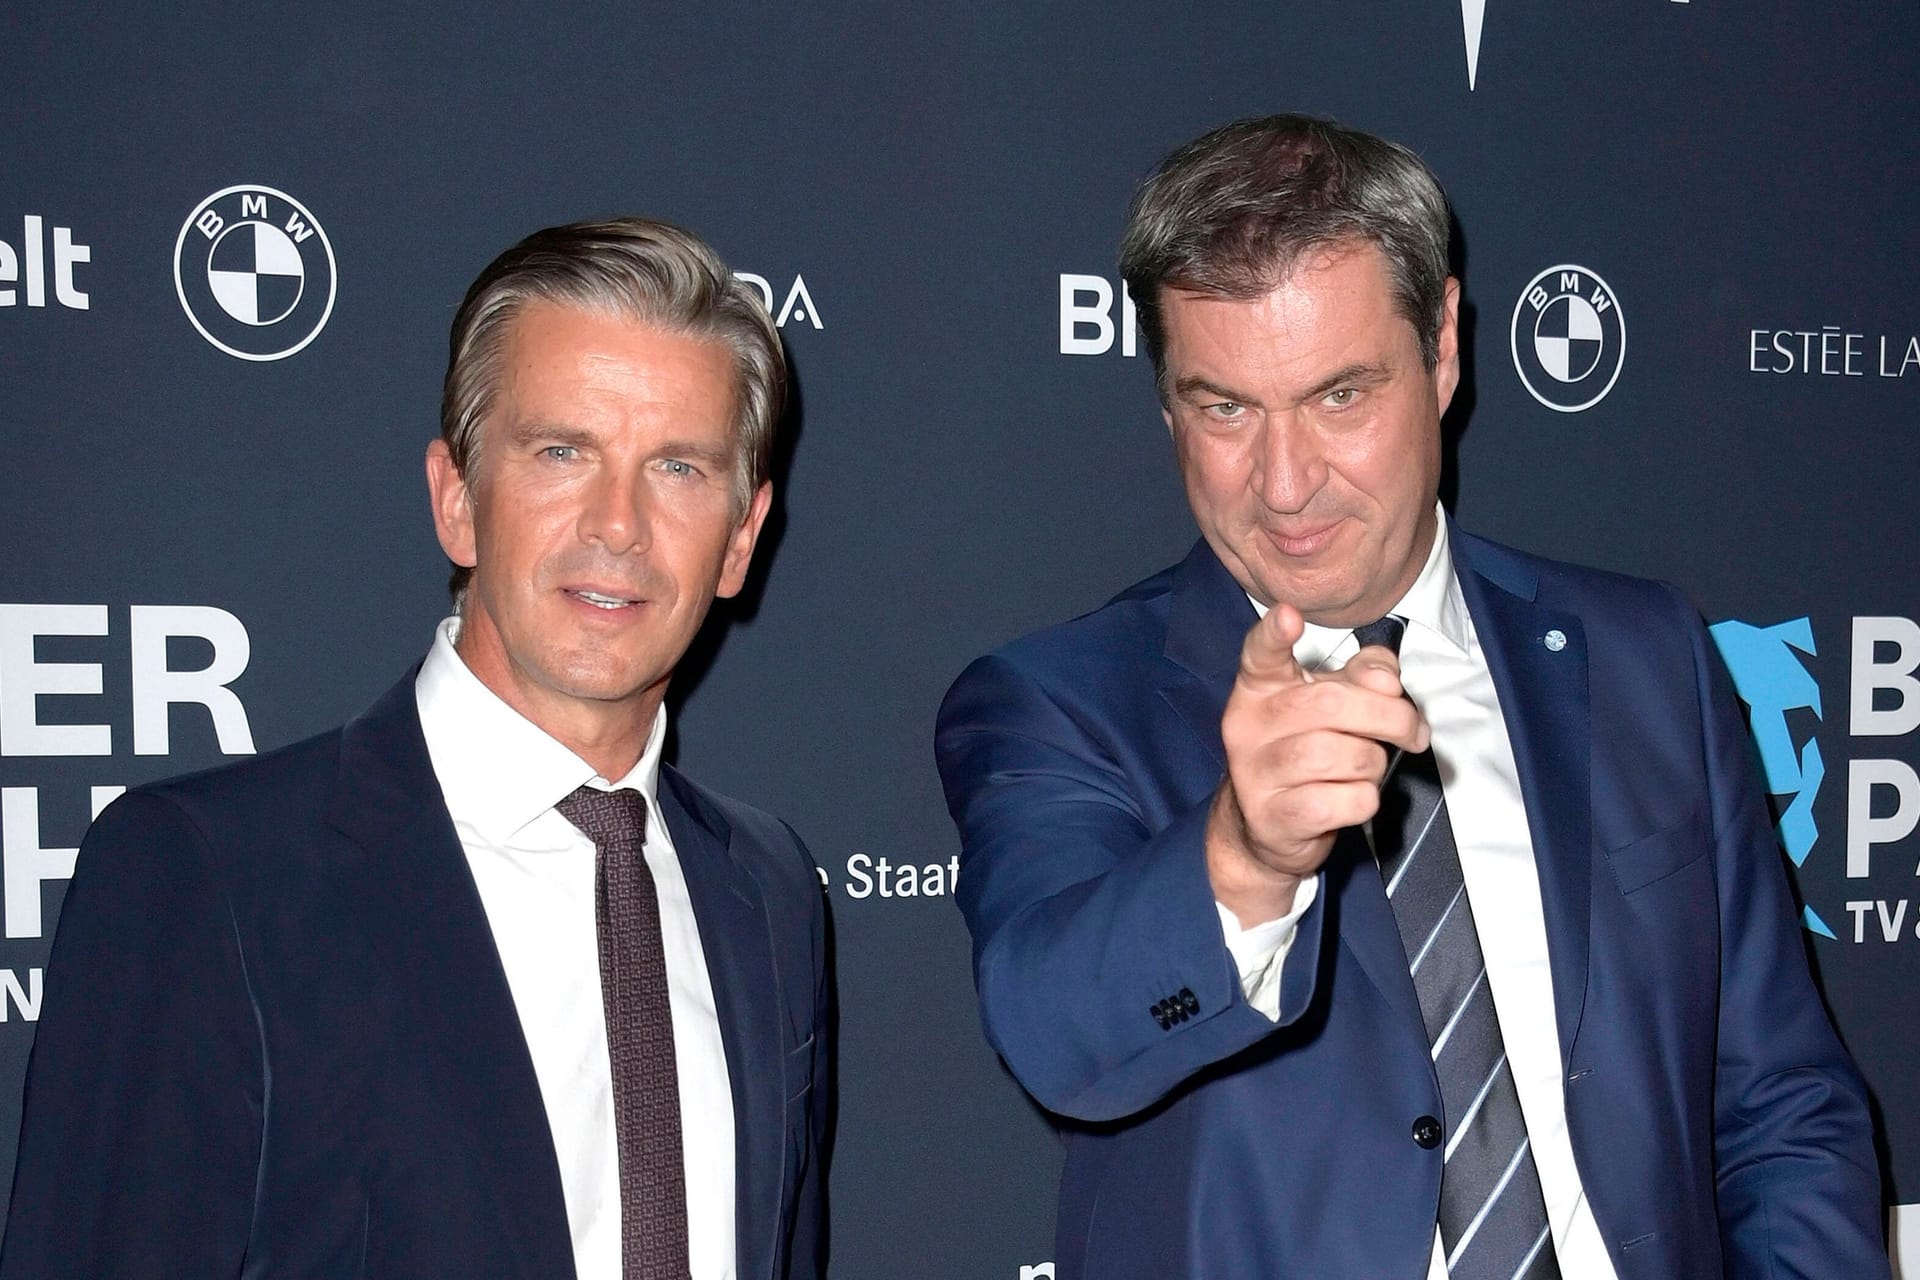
1352, 617, 1560, 1280
555, 785, 691, 1280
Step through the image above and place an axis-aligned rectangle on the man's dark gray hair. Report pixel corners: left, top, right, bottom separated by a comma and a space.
439, 217, 786, 606
1120, 114, 1452, 399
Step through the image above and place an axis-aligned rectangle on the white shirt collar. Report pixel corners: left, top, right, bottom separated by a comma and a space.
414, 616, 667, 844
1250, 503, 1470, 669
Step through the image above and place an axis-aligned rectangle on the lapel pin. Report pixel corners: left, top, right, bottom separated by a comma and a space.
1544, 629, 1567, 652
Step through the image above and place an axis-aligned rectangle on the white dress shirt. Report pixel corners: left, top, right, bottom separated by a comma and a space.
415, 618, 737, 1280
1218, 512, 1619, 1280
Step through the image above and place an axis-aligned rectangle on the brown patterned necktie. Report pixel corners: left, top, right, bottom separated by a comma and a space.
555, 785, 690, 1280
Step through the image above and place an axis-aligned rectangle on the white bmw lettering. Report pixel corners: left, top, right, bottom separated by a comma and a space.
1509, 263, 1625, 413
174, 185, 336, 360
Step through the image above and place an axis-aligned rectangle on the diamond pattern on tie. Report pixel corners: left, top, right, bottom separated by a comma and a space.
556, 785, 690, 1280
1352, 617, 1560, 1280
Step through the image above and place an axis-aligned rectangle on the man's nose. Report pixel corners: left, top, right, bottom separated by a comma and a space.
1256, 414, 1325, 513
578, 465, 650, 555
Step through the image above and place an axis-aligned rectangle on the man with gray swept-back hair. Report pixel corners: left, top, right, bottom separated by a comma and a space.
937, 114, 1883, 1279
439, 218, 786, 609
4, 217, 830, 1280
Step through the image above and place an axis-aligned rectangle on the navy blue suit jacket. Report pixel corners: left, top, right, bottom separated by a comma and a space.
1, 670, 829, 1280
936, 528, 1883, 1279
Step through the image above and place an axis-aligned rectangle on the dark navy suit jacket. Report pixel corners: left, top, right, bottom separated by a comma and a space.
0, 670, 829, 1280
936, 527, 1883, 1280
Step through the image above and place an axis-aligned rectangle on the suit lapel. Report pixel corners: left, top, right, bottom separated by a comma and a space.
658, 768, 782, 1280
1453, 530, 1594, 1063
1325, 826, 1429, 1031
1158, 540, 1258, 770
327, 672, 576, 1280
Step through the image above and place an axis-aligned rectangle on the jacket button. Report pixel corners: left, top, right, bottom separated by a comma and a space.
1411, 1116, 1443, 1149
1150, 1002, 1171, 1029
1179, 988, 1200, 1015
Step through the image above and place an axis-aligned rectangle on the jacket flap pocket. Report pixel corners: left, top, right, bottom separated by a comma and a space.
1601, 810, 1709, 894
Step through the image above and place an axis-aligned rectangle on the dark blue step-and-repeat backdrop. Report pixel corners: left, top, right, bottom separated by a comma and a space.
3, 4, 1916, 1274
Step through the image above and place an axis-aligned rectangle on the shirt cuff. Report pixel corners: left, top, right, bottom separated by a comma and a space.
1215, 874, 1321, 1022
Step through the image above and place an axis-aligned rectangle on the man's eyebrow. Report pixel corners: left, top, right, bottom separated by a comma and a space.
504, 420, 595, 449
657, 439, 734, 466
1301, 361, 1394, 401
1172, 375, 1260, 406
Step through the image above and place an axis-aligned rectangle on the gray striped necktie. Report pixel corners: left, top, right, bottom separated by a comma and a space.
555, 785, 691, 1280
1353, 617, 1561, 1280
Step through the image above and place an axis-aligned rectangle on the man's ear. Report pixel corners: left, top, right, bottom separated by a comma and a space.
717, 481, 774, 599
1434, 277, 1463, 414
425, 440, 478, 569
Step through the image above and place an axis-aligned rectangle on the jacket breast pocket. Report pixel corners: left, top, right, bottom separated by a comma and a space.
1601, 809, 1710, 895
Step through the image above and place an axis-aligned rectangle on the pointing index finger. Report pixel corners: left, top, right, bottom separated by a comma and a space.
1240, 602, 1308, 689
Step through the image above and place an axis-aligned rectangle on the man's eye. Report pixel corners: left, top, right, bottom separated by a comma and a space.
1204, 401, 1245, 420
1325, 388, 1357, 407
541, 445, 578, 461
661, 459, 697, 477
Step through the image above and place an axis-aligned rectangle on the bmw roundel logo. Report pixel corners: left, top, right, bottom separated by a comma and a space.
174, 185, 336, 361
1509, 264, 1625, 413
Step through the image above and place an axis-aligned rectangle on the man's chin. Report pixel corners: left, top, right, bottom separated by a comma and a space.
547, 667, 659, 707
520, 644, 666, 706
1234, 552, 1354, 620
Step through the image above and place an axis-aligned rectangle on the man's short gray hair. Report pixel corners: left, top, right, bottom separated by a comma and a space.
1119, 114, 1452, 400
439, 217, 785, 606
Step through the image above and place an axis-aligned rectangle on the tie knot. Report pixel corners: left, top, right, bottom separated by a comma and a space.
1352, 615, 1407, 656
555, 784, 649, 846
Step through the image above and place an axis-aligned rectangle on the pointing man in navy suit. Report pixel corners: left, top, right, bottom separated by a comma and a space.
3, 219, 828, 1279
936, 115, 1884, 1278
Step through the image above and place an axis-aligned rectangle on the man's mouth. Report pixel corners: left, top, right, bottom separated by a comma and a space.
1263, 519, 1344, 557
568, 589, 640, 610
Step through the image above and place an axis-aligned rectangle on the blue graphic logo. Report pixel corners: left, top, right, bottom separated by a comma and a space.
1709, 618, 1832, 937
